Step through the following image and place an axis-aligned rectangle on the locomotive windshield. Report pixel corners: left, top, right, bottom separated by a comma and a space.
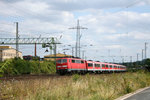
57, 59, 67, 64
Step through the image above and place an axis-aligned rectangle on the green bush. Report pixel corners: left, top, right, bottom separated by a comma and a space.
0, 58, 56, 76
30, 61, 41, 74
0, 59, 18, 76
122, 77, 133, 94
40, 61, 51, 73
12, 58, 32, 74
72, 74, 80, 82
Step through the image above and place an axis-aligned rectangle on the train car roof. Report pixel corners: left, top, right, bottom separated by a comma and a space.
88, 61, 126, 66
86, 60, 93, 63
56, 57, 85, 61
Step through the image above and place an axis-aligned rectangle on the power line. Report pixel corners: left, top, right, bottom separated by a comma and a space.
142, 49, 144, 60
15, 22, 19, 58
126, 0, 142, 8
145, 42, 148, 59
0, 23, 14, 26
137, 53, 139, 61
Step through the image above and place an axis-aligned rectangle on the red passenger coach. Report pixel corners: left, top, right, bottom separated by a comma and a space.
56, 58, 87, 74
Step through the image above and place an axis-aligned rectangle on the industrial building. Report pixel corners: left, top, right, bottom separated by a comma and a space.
0, 46, 22, 61
44, 53, 73, 61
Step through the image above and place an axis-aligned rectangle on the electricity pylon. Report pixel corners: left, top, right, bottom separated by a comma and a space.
69, 20, 87, 58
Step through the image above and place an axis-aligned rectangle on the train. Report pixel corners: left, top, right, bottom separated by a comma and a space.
56, 57, 127, 75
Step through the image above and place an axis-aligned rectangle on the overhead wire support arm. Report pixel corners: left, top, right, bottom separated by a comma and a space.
0, 37, 61, 66
0, 37, 61, 45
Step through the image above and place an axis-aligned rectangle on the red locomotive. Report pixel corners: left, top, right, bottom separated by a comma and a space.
56, 57, 126, 75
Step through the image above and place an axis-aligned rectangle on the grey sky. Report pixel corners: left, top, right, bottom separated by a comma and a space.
0, 0, 150, 62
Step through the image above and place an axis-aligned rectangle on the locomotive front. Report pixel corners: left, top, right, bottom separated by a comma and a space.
56, 58, 69, 74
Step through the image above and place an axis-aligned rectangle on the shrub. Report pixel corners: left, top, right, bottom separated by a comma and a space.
0, 58, 56, 76
12, 58, 32, 74
72, 74, 80, 82
29, 61, 41, 74
1, 59, 19, 76
122, 77, 133, 94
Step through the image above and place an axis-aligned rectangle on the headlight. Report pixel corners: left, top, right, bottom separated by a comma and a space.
57, 66, 61, 68
62, 65, 67, 67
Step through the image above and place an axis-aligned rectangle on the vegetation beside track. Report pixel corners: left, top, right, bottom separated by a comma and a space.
0, 58, 56, 77
1, 71, 150, 100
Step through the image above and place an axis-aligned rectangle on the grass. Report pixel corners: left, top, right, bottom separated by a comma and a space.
1, 71, 150, 100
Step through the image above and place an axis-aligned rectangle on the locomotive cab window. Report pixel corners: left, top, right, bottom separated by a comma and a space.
63, 59, 67, 63
56, 59, 61, 63
56, 59, 67, 64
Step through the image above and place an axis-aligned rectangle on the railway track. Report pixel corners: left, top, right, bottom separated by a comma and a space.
0, 74, 62, 81
0, 72, 126, 81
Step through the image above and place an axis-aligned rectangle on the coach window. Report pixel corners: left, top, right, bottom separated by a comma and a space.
106, 65, 108, 68
95, 64, 100, 67
94, 64, 97, 67
102, 64, 105, 68
95, 64, 97, 67
88, 63, 93, 67
72, 60, 75, 63
110, 65, 112, 68
97, 64, 99, 67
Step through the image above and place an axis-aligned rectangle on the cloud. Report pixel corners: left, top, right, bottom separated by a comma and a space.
44, 0, 150, 11
130, 31, 150, 40
1, 0, 150, 61
105, 45, 124, 49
